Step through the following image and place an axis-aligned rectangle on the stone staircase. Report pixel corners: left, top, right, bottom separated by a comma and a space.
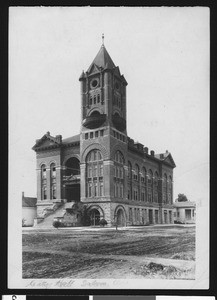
35, 202, 74, 228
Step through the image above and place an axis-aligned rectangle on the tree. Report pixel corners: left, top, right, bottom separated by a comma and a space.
99, 219, 107, 227
177, 193, 188, 202
53, 220, 61, 229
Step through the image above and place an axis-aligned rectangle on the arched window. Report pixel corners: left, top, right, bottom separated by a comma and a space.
134, 164, 140, 181
141, 167, 146, 201
127, 161, 133, 200
41, 164, 47, 200
50, 163, 56, 200
154, 172, 159, 203
128, 161, 132, 179
147, 169, 153, 202
168, 176, 172, 204
114, 150, 124, 199
163, 174, 167, 203
86, 150, 103, 198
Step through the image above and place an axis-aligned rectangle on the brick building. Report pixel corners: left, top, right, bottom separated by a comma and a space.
32, 42, 176, 227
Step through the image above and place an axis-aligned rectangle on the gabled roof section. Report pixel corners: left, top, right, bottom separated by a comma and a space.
62, 134, 80, 145
22, 192, 37, 207
87, 45, 116, 73
88, 63, 101, 75
173, 201, 196, 208
155, 151, 176, 168
32, 131, 62, 151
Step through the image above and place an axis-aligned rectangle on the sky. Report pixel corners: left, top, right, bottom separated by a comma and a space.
9, 7, 209, 204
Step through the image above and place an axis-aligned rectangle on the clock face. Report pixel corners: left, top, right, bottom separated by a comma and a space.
90, 78, 99, 89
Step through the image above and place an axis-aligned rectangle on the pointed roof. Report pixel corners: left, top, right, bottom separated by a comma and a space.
87, 45, 116, 72
155, 151, 176, 168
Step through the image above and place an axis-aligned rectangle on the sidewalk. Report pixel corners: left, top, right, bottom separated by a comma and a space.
22, 223, 195, 232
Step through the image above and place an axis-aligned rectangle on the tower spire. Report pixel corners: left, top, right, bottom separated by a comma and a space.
102, 33, 104, 47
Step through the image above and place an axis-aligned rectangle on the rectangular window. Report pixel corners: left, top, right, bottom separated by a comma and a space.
117, 167, 119, 178
116, 184, 119, 197
99, 183, 103, 196
120, 185, 123, 198
99, 164, 103, 176
97, 94, 100, 103
129, 208, 133, 222
134, 208, 137, 222
155, 210, 159, 224
42, 186, 47, 200
94, 183, 97, 197
138, 209, 140, 222
85, 133, 88, 140
52, 185, 56, 199
88, 166, 92, 178
42, 168, 46, 179
177, 212, 180, 218
100, 130, 104, 136
95, 131, 99, 138
90, 132, 93, 139
93, 164, 97, 177
113, 130, 116, 138
185, 209, 191, 220
88, 184, 92, 197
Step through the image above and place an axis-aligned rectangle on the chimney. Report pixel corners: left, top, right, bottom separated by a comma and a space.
22, 191, 24, 198
144, 147, 149, 154
55, 135, 62, 143
135, 142, 144, 152
150, 150, 155, 156
128, 138, 134, 146
160, 154, 164, 159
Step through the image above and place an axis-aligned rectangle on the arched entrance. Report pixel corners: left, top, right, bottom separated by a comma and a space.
90, 209, 100, 226
116, 208, 126, 227
64, 157, 80, 202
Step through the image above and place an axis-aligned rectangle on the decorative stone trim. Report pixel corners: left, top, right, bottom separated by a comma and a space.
81, 142, 108, 163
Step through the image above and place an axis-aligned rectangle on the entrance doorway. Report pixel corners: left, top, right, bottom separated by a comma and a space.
64, 157, 80, 202
66, 184, 80, 202
169, 210, 172, 223
90, 209, 100, 226
164, 210, 168, 224
148, 209, 153, 224
116, 209, 126, 227
155, 210, 159, 224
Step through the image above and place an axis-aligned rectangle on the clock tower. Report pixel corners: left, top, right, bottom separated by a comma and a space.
79, 40, 128, 223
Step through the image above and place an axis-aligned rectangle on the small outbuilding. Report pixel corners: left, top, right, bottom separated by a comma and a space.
22, 192, 37, 226
173, 201, 196, 224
